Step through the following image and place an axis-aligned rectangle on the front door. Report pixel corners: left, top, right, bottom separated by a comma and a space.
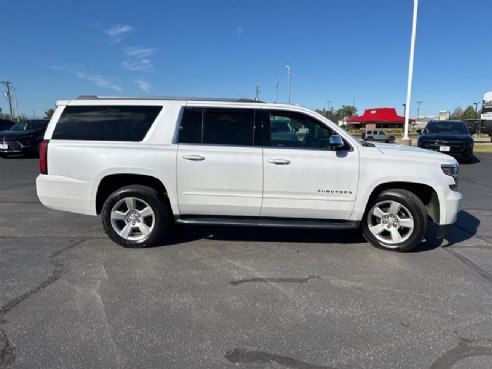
261, 109, 359, 220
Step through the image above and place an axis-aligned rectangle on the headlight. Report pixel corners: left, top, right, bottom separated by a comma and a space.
441, 163, 459, 191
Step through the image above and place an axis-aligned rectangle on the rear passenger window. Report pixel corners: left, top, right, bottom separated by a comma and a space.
52, 106, 162, 141
179, 108, 256, 146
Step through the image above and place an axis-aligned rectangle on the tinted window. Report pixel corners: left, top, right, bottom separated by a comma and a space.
52, 106, 162, 141
266, 110, 337, 150
179, 108, 256, 146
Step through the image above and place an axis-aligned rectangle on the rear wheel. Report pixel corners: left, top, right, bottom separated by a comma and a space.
362, 189, 427, 252
101, 185, 171, 248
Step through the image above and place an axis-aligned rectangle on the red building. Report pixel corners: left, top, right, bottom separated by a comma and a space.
346, 108, 413, 130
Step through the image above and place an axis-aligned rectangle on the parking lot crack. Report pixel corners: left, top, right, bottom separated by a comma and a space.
445, 248, 492, 285
0, 239, 86, 323
230, 275, 321, 286
429, 337, 492, 369
0, 329, 15, 369
225, 348, 335, 369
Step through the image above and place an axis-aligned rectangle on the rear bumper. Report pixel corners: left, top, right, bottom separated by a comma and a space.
36, 174, 96, 216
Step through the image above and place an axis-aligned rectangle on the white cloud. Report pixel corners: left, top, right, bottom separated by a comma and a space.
51, 66, 122, 92
135, 79, 151, 93
125, 47, 158, 58
122, 47, 158, 72
122, 59, 153, 72
106, 24, 134, 37
74, 72, 122, 92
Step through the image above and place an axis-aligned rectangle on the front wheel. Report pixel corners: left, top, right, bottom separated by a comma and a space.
101, 185, 171, 248
362, 189, 427, 252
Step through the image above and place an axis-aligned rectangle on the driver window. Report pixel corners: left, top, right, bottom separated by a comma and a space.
268, 111, 334, 150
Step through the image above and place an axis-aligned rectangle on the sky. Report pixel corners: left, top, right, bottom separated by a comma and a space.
1, 0, 491, 119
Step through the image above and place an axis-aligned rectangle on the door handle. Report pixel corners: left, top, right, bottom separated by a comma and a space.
268, 159, 291, 165
183, 155, 205, 161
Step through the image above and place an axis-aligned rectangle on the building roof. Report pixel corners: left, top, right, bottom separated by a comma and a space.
347, 108, 413, 123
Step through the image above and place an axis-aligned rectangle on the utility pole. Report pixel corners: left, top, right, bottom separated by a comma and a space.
286, 65, 291, 104
416, 101, 423, 120
0, 81, 14, 119
255, 85, 260, 101
275, 80, 280, 103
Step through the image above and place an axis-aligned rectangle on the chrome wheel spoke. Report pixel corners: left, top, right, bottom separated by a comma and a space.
389, 227, 403, 243
399, 218, 414, 229
369, 223, 386, 236
125, 198, 136, 212
111, 210, 127, 221
139, 206, 153, 218
389, 201, 401, 215
137, 223, 151, 236
372, 206, 385, 219
119, 224, 133, 239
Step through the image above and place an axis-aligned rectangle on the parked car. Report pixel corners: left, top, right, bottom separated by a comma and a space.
362, 129, 395, 143
417, 120, 474, 163
36, 96, 462, 252
0, 119, 50, 157
0, 118, 15, 131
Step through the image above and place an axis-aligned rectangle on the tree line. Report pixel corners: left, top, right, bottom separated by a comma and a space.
315, 105, 357, 123
450, 105, 479, 120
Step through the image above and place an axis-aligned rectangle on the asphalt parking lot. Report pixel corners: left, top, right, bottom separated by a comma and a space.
1, 155, 491, 369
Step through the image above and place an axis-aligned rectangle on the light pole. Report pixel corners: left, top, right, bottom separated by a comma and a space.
473, 102, 479, 119
403, 0, 419, 144
286, 65, 291, 104
275, 80, 280, 103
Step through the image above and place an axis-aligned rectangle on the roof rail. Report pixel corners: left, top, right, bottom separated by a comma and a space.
75, 96, 264, 103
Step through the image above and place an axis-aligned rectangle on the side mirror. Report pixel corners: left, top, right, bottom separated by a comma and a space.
416, 129, 422, 135
329, 135, 344, 149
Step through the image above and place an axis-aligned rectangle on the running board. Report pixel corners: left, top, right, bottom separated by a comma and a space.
175, 216, 359, 230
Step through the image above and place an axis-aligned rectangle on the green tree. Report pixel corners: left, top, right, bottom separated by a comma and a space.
44, 108, 55, 119
462, 105, 477, 120
450, 106, 463, 120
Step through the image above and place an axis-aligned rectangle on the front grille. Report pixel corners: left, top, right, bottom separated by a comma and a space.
1, 139, 24, 151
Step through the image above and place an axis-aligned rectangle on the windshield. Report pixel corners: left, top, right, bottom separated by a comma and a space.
424, 121, 468, 135
9, 120, 48, 131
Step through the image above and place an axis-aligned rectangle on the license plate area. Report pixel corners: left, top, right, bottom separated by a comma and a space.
439, 145, 450, 152
0, 143, 8, 150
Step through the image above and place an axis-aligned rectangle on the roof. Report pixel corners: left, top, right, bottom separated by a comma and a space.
75, 95, 263, 103
347, 108, 414, 123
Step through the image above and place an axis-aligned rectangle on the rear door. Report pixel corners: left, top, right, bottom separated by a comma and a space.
261, 109, 359, 220
177, 106, 263, 216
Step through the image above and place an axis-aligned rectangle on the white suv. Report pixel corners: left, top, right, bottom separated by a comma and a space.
36, 96, 462, 251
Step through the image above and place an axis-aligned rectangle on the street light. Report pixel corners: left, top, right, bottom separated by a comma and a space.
403, 0, 419, 144
473, 102, 479, 119
286, 65, 291, 104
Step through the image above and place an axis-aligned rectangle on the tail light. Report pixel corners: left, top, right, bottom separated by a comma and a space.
39, 140, 49, 174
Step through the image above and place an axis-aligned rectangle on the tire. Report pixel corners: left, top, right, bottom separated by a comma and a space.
386, 136, 395, 143
101, 185, 171, 248
361, 189, 427, 252
366, 137, 373, 141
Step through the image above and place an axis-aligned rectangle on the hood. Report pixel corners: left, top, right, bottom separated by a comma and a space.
371, 142, 457, 163
418, 133, 471, 142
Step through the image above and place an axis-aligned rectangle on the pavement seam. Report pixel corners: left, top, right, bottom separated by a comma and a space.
445, 248, 492, 285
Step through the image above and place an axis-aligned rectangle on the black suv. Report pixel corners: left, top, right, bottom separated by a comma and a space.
417, 120, 474, 163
